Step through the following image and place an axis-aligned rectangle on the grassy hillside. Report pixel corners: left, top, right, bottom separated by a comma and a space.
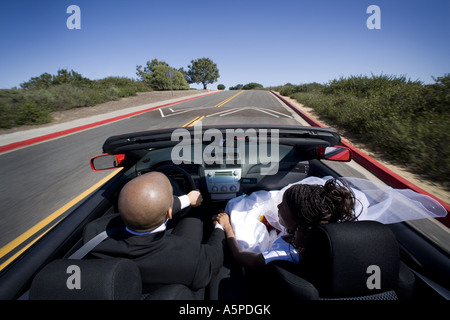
0, 69, 151, 129
271, 74, 450, 187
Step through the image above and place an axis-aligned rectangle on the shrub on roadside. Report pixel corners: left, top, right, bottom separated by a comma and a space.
1, 71, 152, 129
20, 69, 92, 90
136, 59, 189, 90
229, 84, 243, 90
16, 103, 52, 125
147, 65, 189, 90
242, 82, 264, 90
276, 74, 450, 186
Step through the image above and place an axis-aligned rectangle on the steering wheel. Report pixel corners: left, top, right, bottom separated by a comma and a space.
153, 164, 197, 196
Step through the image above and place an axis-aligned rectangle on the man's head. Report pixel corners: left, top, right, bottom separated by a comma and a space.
118, 172, 173, 232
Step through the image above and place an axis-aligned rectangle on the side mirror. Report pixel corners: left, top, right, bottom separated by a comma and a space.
90, 154, 125, 171
317, 146, 352, 162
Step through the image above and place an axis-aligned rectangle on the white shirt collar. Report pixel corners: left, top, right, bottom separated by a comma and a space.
126, 219, 169, 235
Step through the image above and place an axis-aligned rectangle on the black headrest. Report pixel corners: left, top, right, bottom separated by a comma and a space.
303, 221, 400, 298
29, 258, 142, 300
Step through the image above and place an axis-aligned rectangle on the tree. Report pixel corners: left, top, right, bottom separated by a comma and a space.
186, 58, 219, 89
136, 59, 168, 81
136, 59, 189, 90
217, 84, 225, 90
229, 84, 243, 90
149, 65, 189, 90
20, 72, 53, 89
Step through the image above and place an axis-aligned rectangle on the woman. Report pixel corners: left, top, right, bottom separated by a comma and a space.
215, 178, 357, 268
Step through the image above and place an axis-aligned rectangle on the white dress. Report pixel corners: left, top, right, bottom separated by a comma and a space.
224, 176, 446, 254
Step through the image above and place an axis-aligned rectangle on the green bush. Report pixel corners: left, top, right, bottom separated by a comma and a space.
242, 82, 264, 90
277, 74, 450, 186
16, 103, 52, 125
229, 84, 243, 90
147, 65, 189, 90
95, 77, 150, 96
136, 59, 189, 90
1, 71, 152, 129
271, 82, 324, 96
20, 69, 92, 89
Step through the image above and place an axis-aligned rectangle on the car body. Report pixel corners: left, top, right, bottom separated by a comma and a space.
0, 124, 448, 301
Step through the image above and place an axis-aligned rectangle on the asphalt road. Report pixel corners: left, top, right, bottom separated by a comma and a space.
0, 90, 314, 250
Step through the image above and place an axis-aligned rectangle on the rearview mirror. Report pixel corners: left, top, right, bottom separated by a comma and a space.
90, 154, 125, 171
317, 146, 352, 162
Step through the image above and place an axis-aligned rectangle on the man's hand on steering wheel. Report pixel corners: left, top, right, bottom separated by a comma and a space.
187, 190, 203, 207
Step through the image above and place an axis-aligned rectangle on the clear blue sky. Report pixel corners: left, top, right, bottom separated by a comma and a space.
0, 0, 449, 89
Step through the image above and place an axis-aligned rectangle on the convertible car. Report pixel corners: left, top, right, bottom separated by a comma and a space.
0, 124, 448, 302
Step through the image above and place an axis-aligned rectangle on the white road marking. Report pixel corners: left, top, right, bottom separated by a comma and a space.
205, 107, 293, 119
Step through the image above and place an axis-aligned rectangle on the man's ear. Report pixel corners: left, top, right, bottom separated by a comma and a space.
167, 206, 173, 220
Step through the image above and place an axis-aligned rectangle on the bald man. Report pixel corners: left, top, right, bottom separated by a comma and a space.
118, 172, 202, 234
82, 172, 225, 294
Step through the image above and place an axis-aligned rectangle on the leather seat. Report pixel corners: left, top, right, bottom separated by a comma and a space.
265, 221, 415, 300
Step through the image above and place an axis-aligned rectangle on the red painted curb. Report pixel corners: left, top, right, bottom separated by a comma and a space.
0, 91, 220, 154
271, 91, 449, 226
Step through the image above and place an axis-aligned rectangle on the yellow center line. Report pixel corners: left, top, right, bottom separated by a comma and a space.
187, 115, 204, 127
0, 168, 123, 270
182, 115, 205, 127
182, 116, 201, 127
215, 90, 244, 108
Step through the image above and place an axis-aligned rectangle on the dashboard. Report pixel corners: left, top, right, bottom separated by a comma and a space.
135, 144, 311, 201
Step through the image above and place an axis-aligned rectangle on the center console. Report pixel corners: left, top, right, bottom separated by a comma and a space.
204, 168, 242, 200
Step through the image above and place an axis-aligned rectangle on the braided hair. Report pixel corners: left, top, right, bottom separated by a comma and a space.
283, 178, 357, 239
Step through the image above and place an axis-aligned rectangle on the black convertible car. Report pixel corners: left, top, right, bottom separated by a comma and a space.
0, 124, 448, 302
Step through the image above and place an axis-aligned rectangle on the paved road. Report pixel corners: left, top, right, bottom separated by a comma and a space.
0, 90, 311, 250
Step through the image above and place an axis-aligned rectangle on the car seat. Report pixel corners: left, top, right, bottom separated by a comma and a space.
29, 258, 142, 300
28, 258, 203, 300
265, 221, 415, 300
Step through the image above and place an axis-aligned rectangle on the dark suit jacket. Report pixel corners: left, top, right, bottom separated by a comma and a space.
82, 197, 225, 293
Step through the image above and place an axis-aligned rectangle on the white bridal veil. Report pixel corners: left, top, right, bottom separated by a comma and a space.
224, 176, 447, 253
